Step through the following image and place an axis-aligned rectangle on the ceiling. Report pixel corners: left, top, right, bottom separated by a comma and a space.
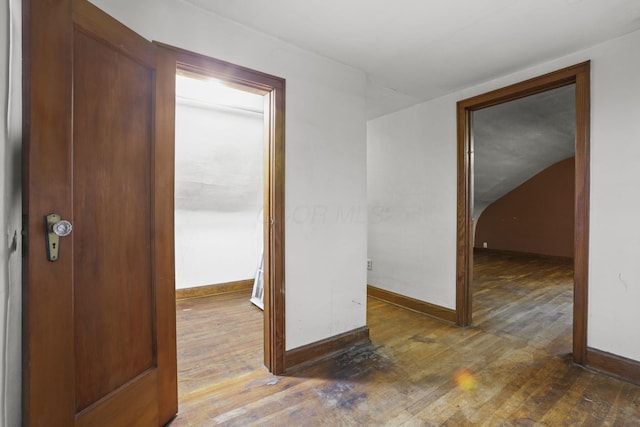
473, 85, 576, 218
179, 0, 637, 214
183, 0, 640, 119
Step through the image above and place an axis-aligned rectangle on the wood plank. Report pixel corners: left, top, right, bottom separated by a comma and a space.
154, 45, 179, 424
573, 62, 591, 365
168, 256, 640, 426
174, 290, 263, 400
176, 279, 254, 300
472, 249, 573, 355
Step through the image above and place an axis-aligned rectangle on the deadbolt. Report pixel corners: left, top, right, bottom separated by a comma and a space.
45, 213, 72, 262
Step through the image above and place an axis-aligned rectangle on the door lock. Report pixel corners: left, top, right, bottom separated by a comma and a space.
45, 213, 72, 262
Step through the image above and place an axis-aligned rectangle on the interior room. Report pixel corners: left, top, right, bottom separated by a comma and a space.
174, 73, 264, 294
173, 73, 267, 400
6, 0, 640, 426
471, 85, 576, 356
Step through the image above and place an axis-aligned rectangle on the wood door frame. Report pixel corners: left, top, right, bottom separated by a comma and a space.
456, 61, 590, 364
155, 44, 287, 374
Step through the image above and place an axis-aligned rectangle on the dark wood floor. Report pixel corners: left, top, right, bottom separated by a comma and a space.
169, 252, 640, 426
473, 249, 574, 357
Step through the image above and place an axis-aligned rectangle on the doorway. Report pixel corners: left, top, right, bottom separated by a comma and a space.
456, 62, 590, 364
174, 72, 265, 294
155, 44, 287, 373
471, 85, 576, 354
173, 70, 267, 401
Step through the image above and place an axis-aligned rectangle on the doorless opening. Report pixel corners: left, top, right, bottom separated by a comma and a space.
471, 84, 576, 356
456, 62, 590, 364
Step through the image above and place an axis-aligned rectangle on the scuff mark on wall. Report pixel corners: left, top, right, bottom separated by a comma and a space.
618, 273, 629, 293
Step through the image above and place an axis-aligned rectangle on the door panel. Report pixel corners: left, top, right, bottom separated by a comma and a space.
72, 29, 155, 412
76, 371, 159, 427
24, 0, 177, 425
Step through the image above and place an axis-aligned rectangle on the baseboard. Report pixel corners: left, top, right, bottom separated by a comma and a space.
473, 247, 573, 262
585, 347, 640, 385
367, 285, 456, 324
285, 326, 370, 371
175, 279, 254, 300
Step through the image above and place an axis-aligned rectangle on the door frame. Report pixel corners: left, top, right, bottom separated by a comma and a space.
155, 44, 287, 374
456, 61, 590, 364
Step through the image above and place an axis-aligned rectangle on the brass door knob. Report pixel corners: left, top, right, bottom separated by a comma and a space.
45, 213, 72, 262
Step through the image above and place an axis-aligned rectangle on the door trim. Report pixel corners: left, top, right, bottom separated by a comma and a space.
456, 61, 590, 364
155, 43, 287, 374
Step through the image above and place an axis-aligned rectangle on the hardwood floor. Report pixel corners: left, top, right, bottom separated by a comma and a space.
174, 292, 264, 401
169, 255, 640, 426
472, 249, 574, 356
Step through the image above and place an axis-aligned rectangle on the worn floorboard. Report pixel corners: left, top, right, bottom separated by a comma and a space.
168, 252, 640, 426
472, 249, 574, 357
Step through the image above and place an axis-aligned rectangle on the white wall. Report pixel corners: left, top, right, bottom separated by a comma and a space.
175, 211, 263, 288
368, 28, 640, 362
1, 1, 22, 425
368, 102, 458, 308
89, 0, 368, 350
174, 102, 264, 289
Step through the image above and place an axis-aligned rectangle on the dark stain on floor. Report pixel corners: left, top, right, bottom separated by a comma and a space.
313, 381, 368, 410
290, 341, 395, 383
334, 342, 393, 379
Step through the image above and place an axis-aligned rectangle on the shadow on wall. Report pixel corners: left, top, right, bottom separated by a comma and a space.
475, 157, 575, 258
2, 0, 23, 425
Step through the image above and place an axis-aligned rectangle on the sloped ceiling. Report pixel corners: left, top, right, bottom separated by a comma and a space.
473, 85, 576, 218
183, 0, 640, 119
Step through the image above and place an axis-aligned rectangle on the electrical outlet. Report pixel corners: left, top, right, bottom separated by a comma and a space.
367, 259, 372, 270
482, 242, 488, 248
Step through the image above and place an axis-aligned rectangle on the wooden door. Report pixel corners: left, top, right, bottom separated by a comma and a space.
23, 0, 177, 425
